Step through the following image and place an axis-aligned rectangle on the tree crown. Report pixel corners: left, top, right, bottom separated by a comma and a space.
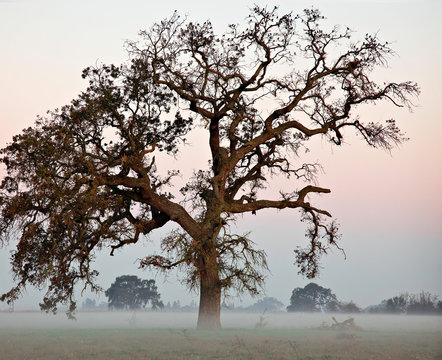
105, 275, 163, 310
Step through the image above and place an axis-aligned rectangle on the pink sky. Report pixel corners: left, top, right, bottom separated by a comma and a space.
0, 0, 440, 310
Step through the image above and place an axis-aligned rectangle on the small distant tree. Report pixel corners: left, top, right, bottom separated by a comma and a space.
287, 283, 338, 312
172, 300, 181, 311
105, 275, 163, 310
81, 298, 97, 311
247, 297, 284, 313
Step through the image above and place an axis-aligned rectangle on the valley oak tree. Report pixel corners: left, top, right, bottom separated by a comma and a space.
287, 282, 338, 312
0, 7, 418, 329
105, 275, 163, 310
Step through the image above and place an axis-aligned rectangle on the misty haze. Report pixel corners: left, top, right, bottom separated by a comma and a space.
1, 310, 441, 359
1, 310, 441, 332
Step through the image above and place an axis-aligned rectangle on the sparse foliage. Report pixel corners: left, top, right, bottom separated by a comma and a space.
0, 6, 418, 328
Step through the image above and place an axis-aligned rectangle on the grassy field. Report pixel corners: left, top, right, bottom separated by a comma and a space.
1, 327, 442, 359
0, 313, 441, 359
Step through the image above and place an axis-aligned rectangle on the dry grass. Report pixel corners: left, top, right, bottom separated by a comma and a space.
1, 327, 441, 360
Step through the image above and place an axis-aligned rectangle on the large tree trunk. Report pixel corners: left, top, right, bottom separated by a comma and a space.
197, 242, 222, 330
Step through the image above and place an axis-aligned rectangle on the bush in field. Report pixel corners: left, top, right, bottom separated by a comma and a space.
105, 275, 163, 310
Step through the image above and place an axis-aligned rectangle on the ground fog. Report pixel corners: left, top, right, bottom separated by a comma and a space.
1, 312, 441, 360
1, 311, 441, 332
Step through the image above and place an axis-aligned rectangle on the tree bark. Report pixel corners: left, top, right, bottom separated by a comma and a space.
196, 242, 222, 330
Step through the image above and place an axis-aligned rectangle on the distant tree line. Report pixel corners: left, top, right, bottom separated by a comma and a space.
286, 283, 442, 315
367, 292, 442, 315
81, 298, 108, 311
161, 297, 285, 313
223, 297, 285, 313
79, 277, 441, 315
163, 300, 199, 312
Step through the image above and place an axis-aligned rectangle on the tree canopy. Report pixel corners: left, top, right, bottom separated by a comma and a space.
287, 283, 338, 312
0, 6, 418, 328
105, 275, 163, 310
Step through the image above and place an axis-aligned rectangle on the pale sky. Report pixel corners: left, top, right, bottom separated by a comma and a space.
0, 0, 441, 310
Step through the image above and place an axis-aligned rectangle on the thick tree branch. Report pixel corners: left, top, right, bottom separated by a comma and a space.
227, 185, 331, 215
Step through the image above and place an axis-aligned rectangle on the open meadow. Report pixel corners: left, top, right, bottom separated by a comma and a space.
0, 312, 441, 359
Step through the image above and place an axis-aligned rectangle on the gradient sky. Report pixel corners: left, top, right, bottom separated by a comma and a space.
0, 0, 441, 310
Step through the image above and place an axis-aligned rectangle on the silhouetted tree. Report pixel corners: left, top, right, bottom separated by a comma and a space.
0, 6, 418, 328
105, 275, 163, 310
287, 283, 338, 312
